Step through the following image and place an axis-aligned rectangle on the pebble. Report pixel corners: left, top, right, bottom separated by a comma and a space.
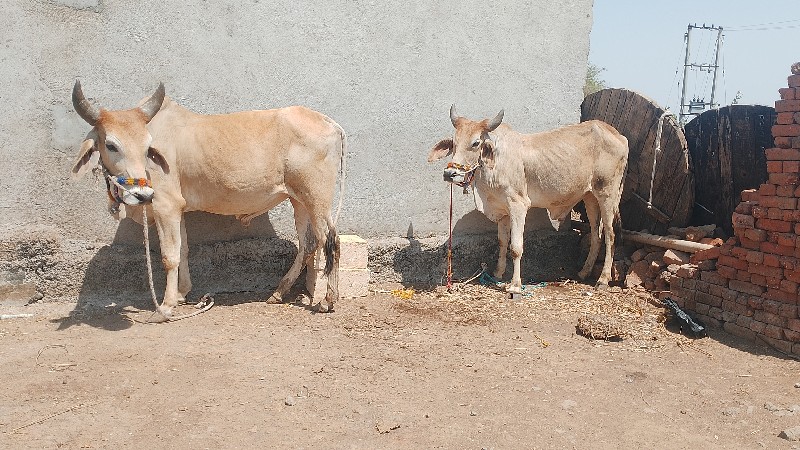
285, 396, 295, 406
561, 400, 577, 410
470, 411, 477, 417
779, 426, 800, 442
795, 382, 800, 388
721, 407, 740, 417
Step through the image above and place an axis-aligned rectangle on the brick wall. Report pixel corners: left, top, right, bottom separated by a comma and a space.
670, 68, 800, 357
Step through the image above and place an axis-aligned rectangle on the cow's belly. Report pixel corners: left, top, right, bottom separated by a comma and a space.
182, 183, 289, 216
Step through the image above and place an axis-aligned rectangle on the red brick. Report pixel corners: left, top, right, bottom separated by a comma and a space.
785, 330, 800, 343
778, 112, 796, 125
735, 201, 755, 215
769, 172, 800, 186
786, 268, 800, 284
764, 299, 781, 314
760, 242, 795, 256
767, 207, 782, 220
700, 271, 727, 286
777, 233, 798, 247
763, 253, 780, 267
789, 74, 800, 88
744, 228, 767, 242
789, 318, 800, 332
783, 210, 796, 221
762, 324, 785, 340
732, 213, 755, 229
752, 205, 768, 218
741, 236, 761, 250
766, 147, 800, 159
719, 255, 747, 271
754, 310, 787, 328
767, 160, 784, 172
756, 218, 792, 232
740, 189, 759, 201
767, 276, 783, 290
795, 223, 800, 235
776, 137, 792, 149
777, 185, 795, 197
795, 112, 800, 124
717, 265, 737, 280
731, 246, 748, 259
736, 270, 751, 282
750, 319, 766, 333
689, 247, 719, 263
780, 304, 799, 319
751, 273, 767, 287
776, 99, 800, 112
785, 161, 800, 172
781, 88, 797, 100
779, 256, 797, 270
761, 195, 798, 209
766, 288, 799, 304
729, 279, 766, 295
793, 137, 800, 148
745, 250, 764, 264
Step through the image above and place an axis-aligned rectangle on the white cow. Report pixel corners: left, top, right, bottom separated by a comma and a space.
428, 106, 628, 291
71, 81, 345, 317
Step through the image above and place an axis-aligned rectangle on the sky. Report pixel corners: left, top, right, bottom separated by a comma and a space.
589, 1, 800, 114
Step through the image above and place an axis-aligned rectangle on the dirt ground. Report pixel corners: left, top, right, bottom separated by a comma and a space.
1, 281, 799, 449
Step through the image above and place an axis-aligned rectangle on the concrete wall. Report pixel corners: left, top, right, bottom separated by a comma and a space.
0, 0, 593, 302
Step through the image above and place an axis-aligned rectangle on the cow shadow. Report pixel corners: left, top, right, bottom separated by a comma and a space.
390, 209, 581, 291
54, 210, 298, 331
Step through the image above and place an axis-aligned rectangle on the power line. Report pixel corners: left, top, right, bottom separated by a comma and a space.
727, 24, 800, 31
726, 18, 800, 29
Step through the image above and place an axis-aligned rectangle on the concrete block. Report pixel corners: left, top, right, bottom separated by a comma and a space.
315, 234, 368, 270
312, 268, 370, 302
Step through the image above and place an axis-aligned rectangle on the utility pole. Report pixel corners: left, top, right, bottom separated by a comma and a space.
679, 24, 724, 124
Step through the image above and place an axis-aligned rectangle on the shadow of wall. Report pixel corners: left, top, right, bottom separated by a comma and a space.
383, 209, 581, 290
65, 211, 296, 329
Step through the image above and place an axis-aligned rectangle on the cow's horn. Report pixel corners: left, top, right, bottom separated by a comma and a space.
486, 109, 504, 132
450, 104, 458, 128
139, 82, 166, 122
72, 80, 101, 126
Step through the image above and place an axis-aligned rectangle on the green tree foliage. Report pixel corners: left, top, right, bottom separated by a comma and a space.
584, 63, 606, 97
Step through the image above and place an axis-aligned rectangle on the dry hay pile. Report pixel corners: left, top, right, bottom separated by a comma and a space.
392, 278, 702, 351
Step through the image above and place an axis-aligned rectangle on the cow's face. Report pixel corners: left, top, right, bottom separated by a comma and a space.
70, 81, 169, 206
427, 105, 503, 184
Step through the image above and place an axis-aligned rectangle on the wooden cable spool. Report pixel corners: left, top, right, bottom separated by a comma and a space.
581, 88, 694, 234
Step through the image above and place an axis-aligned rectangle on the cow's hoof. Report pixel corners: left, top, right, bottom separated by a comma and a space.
152, 305, 173, 322
505, 284, 522, 294
314, 302, 334, 313
268, 292, 287, 304
577, 270, 589, 280
595, 282, 609, 291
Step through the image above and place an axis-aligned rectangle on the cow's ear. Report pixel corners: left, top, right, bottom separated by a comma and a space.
427, 139, 454, 162
147, 146, 170, 174
480, 139, 496, 169
71, 132, 100, 179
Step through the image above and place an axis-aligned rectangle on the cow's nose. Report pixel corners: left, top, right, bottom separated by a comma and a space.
443, 170, 455, 182
134, 191, 154, 203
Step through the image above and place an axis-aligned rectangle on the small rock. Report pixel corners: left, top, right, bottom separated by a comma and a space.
794, 382, 800, 388
561, 399, 577, 410
285, 396, 295, 406
791, 405, 800, 414
470, 411, 477, 416
631, 248, 649, 262
779, 426, 800, 441
722, 407, 741, 417
765, 402, 781, 412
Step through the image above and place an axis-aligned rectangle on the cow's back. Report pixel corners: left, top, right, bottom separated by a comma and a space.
147, 99, 342, 215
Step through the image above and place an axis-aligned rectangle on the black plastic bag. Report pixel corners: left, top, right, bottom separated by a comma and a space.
662, 297, 707, 338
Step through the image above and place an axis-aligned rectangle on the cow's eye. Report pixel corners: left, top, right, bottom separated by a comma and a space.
106, 142, 119, 153
471, 139, 481, 148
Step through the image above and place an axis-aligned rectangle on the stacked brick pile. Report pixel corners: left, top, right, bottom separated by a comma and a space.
670, 69, 800, 357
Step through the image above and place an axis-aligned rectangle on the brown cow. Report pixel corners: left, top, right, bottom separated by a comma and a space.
428, 106, 628, 291
71, 81, 345, 317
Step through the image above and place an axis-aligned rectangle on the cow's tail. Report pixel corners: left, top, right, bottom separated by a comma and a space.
323, 226, 339, 276
333, 122, 347, 227
614, 135, 629, 246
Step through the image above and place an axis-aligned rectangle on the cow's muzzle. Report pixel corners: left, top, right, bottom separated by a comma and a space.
107, 175, 155, 205
443, 162, 476, 187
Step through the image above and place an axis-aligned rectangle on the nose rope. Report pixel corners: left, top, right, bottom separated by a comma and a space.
446, 161, 479, 192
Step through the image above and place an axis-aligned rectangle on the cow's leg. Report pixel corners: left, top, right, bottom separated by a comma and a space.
507, 204, 527, 293
177, 216, 192, 303
578, 194, 602, 281
271, 199, 314, 304
152, 208, 185, 318
493, 215, 511, 280
596, 196, 617, 288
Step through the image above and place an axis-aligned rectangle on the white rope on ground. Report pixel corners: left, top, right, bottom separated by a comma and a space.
141, 206, 213, 323
647, 111, 673, 209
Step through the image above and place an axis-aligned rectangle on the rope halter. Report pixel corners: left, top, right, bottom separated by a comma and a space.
446, 161, 479, 191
